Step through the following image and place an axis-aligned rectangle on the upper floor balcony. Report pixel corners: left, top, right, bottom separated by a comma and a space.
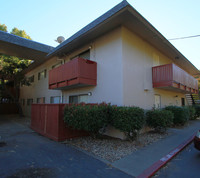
152, 63, 198, 94
49, 58, 97, 90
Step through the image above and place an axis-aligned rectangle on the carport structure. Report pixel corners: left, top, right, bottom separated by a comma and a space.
0, 30, 54, 114
0, 30, 54, 66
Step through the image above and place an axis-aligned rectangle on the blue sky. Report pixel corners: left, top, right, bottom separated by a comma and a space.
1, 0, 200, 69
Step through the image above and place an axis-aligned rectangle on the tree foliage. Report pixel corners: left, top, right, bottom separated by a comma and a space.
0, 23, 32, 116
11, 27, 32, 40
0, 23, 7, 32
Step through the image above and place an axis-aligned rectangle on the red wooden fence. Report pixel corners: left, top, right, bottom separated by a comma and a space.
31, 104, 88, 141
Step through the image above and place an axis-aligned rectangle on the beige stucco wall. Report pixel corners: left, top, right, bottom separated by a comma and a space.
20, 26, 189, 117
121, 27, 186, 109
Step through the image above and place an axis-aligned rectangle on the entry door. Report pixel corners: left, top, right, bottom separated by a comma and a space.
154, 95, 161, 109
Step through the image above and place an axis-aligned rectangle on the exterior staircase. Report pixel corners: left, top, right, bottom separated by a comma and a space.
185, 93, 200, 106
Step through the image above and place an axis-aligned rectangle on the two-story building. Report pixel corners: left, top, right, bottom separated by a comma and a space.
19, 1, 199, 117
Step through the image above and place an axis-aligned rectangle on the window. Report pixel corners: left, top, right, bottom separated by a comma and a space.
181, 98, 185, 106
28, 75, 34, 83
52, 62, 62, 69
50, 96, 61, 104
27, 99, 33, 106
69, 94, 88, 104
79, 50, 90, 60
37, 97, 45, 104
71, 50, 90, 60
69, 96, 78, 104
38, 69, 46, 80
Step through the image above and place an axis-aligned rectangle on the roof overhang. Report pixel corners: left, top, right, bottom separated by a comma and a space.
47, 1, 199, 76
0, 30, 54, 61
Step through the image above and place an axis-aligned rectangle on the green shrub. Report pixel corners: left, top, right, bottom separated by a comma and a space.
64, 103, 110, 136
165, 106, 189, 125
146, 109, 173, 132
110, 106, 145, 138
194, 105, 200, 119
185, 106, 196, 120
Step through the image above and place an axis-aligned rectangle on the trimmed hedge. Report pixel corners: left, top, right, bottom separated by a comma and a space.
194, 105, 200, 119
146, 109, 173, 132
64, 103, 145, 139
64, 102, 195, 138
110, 106, 145, 138
64, 103, 110, 136
165, 106, 190, 125
186, 106, 196, 120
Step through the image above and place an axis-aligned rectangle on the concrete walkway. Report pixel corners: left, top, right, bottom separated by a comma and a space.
112, 119, 200, 177
0, 115, 132, 178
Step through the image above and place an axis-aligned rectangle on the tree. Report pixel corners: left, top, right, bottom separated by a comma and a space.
0, 23, 7, 32
11, 27, 31, 40
0, 24, 32, 116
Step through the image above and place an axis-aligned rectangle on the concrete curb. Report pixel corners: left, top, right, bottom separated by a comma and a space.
137, 132, 196, 178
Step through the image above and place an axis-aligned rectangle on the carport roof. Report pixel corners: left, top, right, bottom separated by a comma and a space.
0, 30, 54, 61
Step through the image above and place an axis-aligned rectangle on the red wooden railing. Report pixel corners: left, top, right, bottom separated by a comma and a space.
152, 63, 198, 94
31, 104, 88, 141
49, 58, 97, 90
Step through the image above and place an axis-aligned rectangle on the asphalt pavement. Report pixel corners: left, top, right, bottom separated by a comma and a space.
1, 115, 200, 178
0, 115, 132, 178
154, 143, 200, 178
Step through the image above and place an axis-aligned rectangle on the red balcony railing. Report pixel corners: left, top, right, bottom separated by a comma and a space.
152, 63, 198, 94
49, 58, 97, 90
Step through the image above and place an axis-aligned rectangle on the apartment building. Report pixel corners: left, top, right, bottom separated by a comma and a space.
19, 1, 199, 116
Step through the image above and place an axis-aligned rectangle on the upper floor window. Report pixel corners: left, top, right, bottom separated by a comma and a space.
71, 50, 90, 61
52, 62, 62, 69
38, 69, 46, 80
28, 75, 34, 83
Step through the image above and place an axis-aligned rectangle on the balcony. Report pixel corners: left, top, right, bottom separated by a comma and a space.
152, 63, 198, 94
49, 58, 97, 90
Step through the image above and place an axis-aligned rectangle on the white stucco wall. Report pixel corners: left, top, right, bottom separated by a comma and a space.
20, 57, 63, 116
61, 27, 124, 105
20, 27, 124, 116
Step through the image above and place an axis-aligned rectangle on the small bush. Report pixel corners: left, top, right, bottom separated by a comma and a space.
146, 109, 173, 132
185, 106, 196, 120
165, 106, 189, 125
194, 105, 200, 119
110, 106, 145, 138
64, 103, 110, 136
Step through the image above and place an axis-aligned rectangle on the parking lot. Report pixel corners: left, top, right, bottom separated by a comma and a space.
0, 115, 131, 178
